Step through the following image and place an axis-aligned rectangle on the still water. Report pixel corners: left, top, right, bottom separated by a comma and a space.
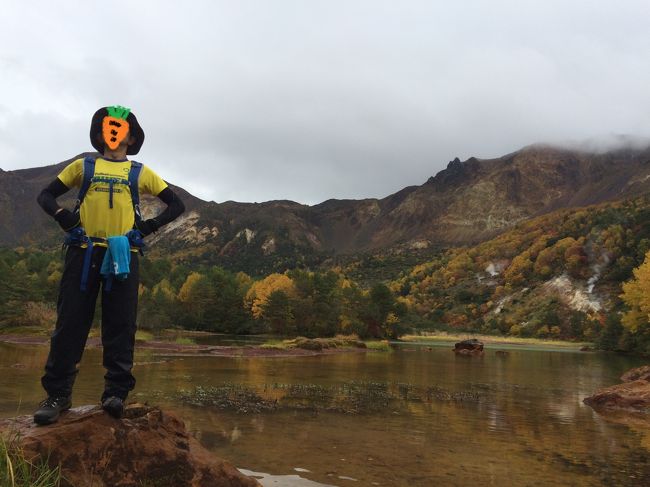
0, 339, 648, 486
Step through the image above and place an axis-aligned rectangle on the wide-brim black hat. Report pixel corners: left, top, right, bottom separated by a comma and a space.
90, 107, 145, 155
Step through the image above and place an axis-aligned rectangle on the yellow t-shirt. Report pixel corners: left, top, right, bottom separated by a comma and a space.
57, 157, 168, 239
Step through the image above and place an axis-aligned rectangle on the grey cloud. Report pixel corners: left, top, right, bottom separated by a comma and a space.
2, 1, 650, 204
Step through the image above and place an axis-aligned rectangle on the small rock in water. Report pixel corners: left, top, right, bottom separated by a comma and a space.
453, 338, 484, 356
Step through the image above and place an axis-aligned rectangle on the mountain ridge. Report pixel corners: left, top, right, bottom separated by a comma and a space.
3, 144, 650, 272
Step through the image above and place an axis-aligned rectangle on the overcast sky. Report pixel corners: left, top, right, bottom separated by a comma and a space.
1, 1, 650, 204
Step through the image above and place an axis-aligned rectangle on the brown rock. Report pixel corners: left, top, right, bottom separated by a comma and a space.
621, 365, 650, 383
453, 338, 484, 356
583, 379, 650, 412
583, 368, 650, 451
0, 404, 260, 487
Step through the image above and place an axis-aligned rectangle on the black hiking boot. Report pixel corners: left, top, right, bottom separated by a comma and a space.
33, 396, 72, 425
101, 396, 125, 419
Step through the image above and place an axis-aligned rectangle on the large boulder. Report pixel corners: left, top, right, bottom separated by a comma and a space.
453, 338, 484, 356
0, 404, 260, 487
583, 366, 650, 413
583, 380, 650, 412
621, 365, 650, 383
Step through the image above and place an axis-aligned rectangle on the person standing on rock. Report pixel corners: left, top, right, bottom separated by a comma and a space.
34, 106, 185, 424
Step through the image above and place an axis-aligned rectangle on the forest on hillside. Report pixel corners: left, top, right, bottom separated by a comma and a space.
390, 195, 650, 354
3, 195, 650, 354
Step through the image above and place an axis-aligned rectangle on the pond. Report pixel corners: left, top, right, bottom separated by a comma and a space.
0, 339, 648, 486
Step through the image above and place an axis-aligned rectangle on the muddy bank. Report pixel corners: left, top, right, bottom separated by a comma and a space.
0, 334, 369, 358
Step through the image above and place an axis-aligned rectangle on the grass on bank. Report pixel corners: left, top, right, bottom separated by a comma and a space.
259, 334, 394, 352
401, 331, 593, 349
0, 436, 62, 487
364, 340, 391, 351
134, 330, 155, 342
261, 335, 364, 351
0, 325, 51, 336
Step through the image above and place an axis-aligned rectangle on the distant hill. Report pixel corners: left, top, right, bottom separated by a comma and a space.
388, 192, 650, 345
3, 144, 650, 273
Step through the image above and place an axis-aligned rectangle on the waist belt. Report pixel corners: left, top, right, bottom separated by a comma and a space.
63, 227, 145, 292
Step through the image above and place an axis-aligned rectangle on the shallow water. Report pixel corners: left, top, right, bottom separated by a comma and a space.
0, 339, 648, 486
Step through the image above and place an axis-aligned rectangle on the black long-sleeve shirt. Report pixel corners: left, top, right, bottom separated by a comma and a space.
37, 177, 185, 227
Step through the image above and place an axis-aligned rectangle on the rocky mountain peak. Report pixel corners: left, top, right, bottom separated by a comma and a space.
425, 156, 481, 188
3, 143, 650, 272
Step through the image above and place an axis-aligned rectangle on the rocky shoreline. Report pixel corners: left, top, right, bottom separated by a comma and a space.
583, 365, 650, 433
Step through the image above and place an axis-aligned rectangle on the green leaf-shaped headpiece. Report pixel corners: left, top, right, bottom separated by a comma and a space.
106, 105, 131, 120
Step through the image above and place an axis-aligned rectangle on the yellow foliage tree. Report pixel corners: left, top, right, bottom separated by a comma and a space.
601, 224, 625, 255
504, 251, 533, 286
153, 278, 176, 300
533, 247, 555, 278
178, 272, 204, 303
245, 273, 296, 319
443, 251, 474, 284
621, 252, 650, 332
47, 270, 62, 286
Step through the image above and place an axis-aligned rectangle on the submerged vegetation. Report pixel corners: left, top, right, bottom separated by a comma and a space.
178, 381, 484, 415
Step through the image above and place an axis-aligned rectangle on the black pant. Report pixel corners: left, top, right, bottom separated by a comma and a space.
41, 245, 139, 401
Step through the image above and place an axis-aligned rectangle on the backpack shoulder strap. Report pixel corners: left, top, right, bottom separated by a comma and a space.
75, 156, 96, 211
128, 161, 144, 222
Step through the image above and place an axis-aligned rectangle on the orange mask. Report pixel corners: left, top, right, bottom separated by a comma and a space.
102, 106, 131, 150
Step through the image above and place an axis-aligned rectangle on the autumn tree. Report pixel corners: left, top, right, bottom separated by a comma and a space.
620, 252, 650, 333
504, 251, 533, 287
245, 273, 296, 320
